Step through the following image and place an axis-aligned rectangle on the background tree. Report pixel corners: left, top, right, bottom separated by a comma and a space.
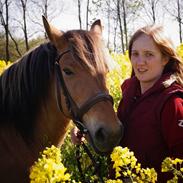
113, 0, 142, 53
77, 0, 82, 29
86, 0, 90, 30
116, 0, 125, 53
177, 0, 182, 43
164, 0, 183, 44
141, 0, 162, 24
0, 0, 182, 61
0, 0, 10, 61
106, 0, 111, 49
29, 0, 65, 39
20, 0, 29, 51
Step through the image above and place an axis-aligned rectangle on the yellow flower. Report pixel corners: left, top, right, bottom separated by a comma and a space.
30, 145, 71, 183
105, 179, 123, 183
109, 146, 157, 182
0, 60, 12, 75
161, 156, 183, 182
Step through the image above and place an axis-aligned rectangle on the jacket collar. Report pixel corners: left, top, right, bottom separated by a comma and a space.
133, 73, 177, 98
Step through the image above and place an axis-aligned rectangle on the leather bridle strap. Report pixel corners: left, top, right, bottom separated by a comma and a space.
77, 92, 113, 121
55, 50, 79, 116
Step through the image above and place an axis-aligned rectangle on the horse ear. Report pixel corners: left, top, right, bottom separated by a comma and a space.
42, 16, 63, 46
90, 19, 103, 36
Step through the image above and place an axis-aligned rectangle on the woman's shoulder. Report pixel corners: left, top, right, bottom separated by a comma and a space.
121, 76, 138, 91
161, 95, 183, 153
162, 74, 183, 92
154, 82, 183, 122
163, 81, 183, 98
163, 95, 183, 113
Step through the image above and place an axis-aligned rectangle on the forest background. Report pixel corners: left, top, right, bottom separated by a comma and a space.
0, 0, 183, 62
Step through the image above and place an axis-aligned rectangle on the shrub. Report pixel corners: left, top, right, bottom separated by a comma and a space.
30, 145, 183, 183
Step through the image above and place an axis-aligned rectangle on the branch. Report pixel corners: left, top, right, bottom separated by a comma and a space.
8, 30, 22, 57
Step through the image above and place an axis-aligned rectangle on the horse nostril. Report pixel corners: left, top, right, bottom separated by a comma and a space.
95, 127, 106, 142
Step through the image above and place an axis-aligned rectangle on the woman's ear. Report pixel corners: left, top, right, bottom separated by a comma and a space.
162, 55, 169, 66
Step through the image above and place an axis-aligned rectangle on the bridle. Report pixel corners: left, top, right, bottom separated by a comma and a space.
54, 49, 113, 182
55, 49, 113, 141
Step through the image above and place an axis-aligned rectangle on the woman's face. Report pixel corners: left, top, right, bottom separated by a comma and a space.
130, 33, 168, 88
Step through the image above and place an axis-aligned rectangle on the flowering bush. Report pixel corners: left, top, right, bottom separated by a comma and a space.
161, 157, 183, 183
60, 133, 109, 182
30, 145, 71, 183
107, 147, 157, 183
0, 60, 11, 74
176, 43, 183, 60
29, 146, 183, 183
107, 51, 131, 110
29, 146, 157, 183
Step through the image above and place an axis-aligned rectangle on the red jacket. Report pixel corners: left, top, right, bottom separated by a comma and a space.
117, 73, 183, 182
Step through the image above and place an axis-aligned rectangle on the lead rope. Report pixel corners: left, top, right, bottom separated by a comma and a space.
75, 130, 104, 183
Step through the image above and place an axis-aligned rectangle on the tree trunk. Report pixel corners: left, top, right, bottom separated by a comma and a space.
86, 0, 89, 30
44, 0, 48, 19
44, 0, 48, 38
78, 0, 82, 29
5, 0, 10, 62
107, 0, 111, 49
9, 31, 22, 57
21, 0, 29, 51
177, 0, 182, 43
117, 0, 125, 53
122, 0, 128, 50
151, 1, 156, 23
113, 18, 118, 52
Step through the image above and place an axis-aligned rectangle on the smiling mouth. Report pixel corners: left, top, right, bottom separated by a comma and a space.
137, 68, 148, 73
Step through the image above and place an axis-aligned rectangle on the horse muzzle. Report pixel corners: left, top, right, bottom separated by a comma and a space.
87, 121, 124, 154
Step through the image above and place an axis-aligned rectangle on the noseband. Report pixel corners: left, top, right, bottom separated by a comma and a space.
55, 49, 113, 136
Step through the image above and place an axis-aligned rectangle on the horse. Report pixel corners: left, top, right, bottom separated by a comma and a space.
0, 16, 123, 183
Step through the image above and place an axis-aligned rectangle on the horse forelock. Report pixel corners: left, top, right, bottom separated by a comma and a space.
0, 43, 57, 136
64, 30, 110, 77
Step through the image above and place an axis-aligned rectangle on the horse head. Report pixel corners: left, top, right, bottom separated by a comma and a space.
42, 16, 123, 153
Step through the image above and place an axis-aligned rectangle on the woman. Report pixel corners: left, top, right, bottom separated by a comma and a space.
71, 25, 183, 182
117, 25, 183, 182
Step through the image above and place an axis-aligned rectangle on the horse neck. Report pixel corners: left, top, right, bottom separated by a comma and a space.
33, 76, 71, 151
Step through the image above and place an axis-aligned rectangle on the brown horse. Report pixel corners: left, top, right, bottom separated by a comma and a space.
0, 17, 123, 182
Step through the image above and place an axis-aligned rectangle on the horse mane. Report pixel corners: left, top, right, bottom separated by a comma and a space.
0, 43, 57, 136
0, 29, 110, 137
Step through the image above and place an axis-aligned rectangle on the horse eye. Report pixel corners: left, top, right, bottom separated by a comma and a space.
63, 68, 74, 75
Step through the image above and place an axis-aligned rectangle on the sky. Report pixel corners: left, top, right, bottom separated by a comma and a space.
50, 0, 181, 48
52, 1, 80, 31
2, 0, 179, 48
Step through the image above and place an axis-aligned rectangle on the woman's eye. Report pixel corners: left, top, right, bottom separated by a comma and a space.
63, 68, 74, 75
131, 52, 138, 57
146, 52, 153, 57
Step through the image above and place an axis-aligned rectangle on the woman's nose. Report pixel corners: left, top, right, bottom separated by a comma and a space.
136, 55, 146, 65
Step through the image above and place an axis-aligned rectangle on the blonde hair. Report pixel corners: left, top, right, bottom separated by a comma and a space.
128, 25, 183, 86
